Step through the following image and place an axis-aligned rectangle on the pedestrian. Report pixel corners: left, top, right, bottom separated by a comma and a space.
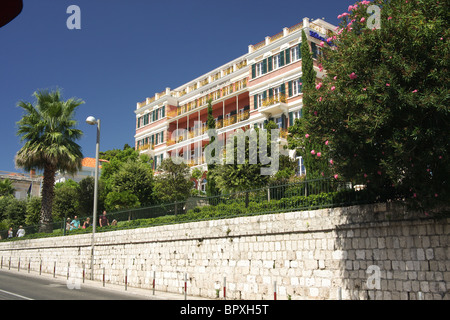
71, 216, 80, 230
66, 218, 72, 231
7, 227, 13, 239
16, 226, 25, 237
82, 217, 91, 229
111, 219, 117, 226
99, 211, 109, 227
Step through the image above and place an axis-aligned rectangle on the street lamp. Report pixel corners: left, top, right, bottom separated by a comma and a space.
86, 116, 100, 280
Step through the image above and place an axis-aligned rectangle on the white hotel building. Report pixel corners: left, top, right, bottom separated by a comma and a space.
134, 17, 336, 189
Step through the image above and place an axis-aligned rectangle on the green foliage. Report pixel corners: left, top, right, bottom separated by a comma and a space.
109, 160, 154, 206
52, 182, 80, 220
15, 88, 84, 232
153, 158, 192, 204
104, 191, 140, 211
0, 179, 15, 197
25, 196, 42, 225
290, 0, 450, 210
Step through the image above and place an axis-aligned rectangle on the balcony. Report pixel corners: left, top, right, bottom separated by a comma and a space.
259, 94, 288, 116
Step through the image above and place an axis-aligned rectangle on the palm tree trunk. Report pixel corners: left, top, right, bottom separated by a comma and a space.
39, 163, 56, 233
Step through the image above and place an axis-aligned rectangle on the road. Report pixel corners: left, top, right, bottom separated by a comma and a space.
0, 268, 151, 300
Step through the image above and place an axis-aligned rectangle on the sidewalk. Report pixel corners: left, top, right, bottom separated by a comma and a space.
1, 266, 211, 300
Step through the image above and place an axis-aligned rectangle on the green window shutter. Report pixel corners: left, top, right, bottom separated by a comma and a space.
262, 59, 267, 74
263, 91, 267, 100
162, 105, 165, 117
298, 43, 302, 59
160, 154, 163, 164
268, 56, 273, 72
268, 89, 273, 98
280, 83, 285, 95
300, 108, 303, 118
285, 49, 290, 64
281, 114, 286, 129
161, 131, 165, 142
254, 95, 258, 109
288, 81, 293, 97
280, 51, 285, 67
299, 77, 303, 93
289, 112, 294, 127
154, 156, 157, 170
252, 64, 256, 78
151, 135, 154, 145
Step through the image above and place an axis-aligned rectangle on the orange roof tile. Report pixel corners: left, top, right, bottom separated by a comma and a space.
81, 157, 109, 168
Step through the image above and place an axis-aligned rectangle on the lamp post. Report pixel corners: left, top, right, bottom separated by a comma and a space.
86, 116, 100, 280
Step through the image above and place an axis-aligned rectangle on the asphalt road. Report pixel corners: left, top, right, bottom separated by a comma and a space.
0, 268, 150, 300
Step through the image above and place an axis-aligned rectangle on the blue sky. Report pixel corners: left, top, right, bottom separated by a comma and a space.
0, 0, 354, 174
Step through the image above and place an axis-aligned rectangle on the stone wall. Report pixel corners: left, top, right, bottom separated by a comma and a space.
0, 203, 448, 300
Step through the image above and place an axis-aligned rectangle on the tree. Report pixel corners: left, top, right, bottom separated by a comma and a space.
288, 29, 331, 179
0, 179, 15, 197
191, 167, 203, 194
153, 158, 192, 206
104, 191, 140, 212
52, 180, 80, 221
205, 99, 220, 197
211, 122, 279, 207
15, 89, 84, 232
78, 176, 106, 217
109, 160, 154, 206
292, 0, 449, 210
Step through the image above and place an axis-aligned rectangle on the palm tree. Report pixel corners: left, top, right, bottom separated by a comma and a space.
15, 89, 84, 233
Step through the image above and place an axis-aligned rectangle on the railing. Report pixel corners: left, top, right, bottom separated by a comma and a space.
262, 94, 287, 107
0, 178, 376, 241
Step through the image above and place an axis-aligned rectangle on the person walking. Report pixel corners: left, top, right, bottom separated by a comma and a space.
16, 226, 25, 237
71, 216, 80, 229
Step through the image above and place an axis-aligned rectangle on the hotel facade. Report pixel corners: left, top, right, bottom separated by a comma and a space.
134, 18, 336, 190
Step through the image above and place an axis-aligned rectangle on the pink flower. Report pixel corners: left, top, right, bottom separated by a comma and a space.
334, 174, 339, 179
321, 172, 325, 176
311, 150, 316, 155
363, 87, 367, 91
348, 5, 354, 11
314, 111, 318, 116
316, 82, 323, 90
319, 41, 325, 47
360, 17, 366, 23
327, 37, 332, 42
325, 140, 329, 145
386, 83, 390, 86
305, 134, 310, 138
388, 16, 392, 20
318, 97, 323, 102
331, 86, 336, 91
317, 152, 322, 157
337, 14, 343, 19
377, 171, 382, 175
413, 193, 417, 198
412, 89, 418, 93
435, 193, 439, 197
329, 159, 334, 165
349, 72, 358, 79
364, 173, 368, 178
333, 76, 337, 80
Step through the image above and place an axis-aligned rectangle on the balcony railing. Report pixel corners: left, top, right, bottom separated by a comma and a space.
262, 94, 287, 107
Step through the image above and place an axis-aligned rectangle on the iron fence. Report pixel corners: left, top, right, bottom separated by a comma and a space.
0, 177, 373, 240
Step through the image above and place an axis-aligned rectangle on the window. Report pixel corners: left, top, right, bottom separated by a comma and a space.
288, 78, 303, 97
291, 45, 300, 61
275, 117, 283, 129
273, 54, 281, 69
256, 61, 263, 77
